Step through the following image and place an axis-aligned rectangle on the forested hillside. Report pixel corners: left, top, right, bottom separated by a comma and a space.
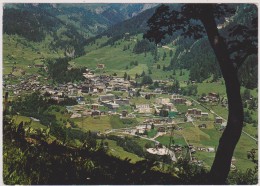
165, 4, 258, 87
80, 3, 257, 88
3, 3, 257, 88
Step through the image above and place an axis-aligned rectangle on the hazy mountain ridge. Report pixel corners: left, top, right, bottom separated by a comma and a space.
3, 3, 257, 88
3, 3, 158, 57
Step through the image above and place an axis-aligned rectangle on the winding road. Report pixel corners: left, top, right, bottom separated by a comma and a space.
184, 96, 258, 142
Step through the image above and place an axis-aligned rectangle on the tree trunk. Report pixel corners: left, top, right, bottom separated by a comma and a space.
200, 9, 244, 184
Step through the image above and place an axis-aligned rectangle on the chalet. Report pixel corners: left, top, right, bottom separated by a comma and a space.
127, 113, 136, 118
172, 97, 186, 104
145, 94, 151, 99
137, 129, 145, 135
171, 95, 186, 104
156, 97, 170, 105
91, 104, 99, 110
73, 105, 85, 112
115, 98, 130, 105
143, 119, 153, 124
207, 147, 215, 152
153, 119, 162, 124
201, 112, 209, 117
93, 88, 98, 93
34, 64, 44, 68
136, 104, 151, 113
83, 72, 95, 79
97, 64, 105, 69
102, 101, 119, 109
97, 86, 106, 93
69, 88, 78, 96
199, 96, 209, 102
51, 96, 65, 103
215, 117, 223, 124
209, 92, 218, 98
70, 113, 82, 118
198, 124, 207, 128
85, 68, 90, 73
174, 126, 183, 131
128, 89, 137, 97
106, 86, 113, 92
154, 88, 163, 94
187, 108, 202, 117
208, 92, 219, 102
171, 94, 181, 99
157, 127, 166, 132
81, 85, 91, 93
82, 110, 92, 116
190, 148, 196, 154
91, 110, 101, 116
99, 94, 115, 102
121, 110, 128, 117
162, 103, 176, 111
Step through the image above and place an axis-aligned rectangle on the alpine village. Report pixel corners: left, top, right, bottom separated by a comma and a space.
2, 3, 258, 185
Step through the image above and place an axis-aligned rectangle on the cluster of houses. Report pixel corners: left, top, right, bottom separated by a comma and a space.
5, 65, 234, 167
66, 92, 134, 119
143, 118, 173, 125
171, 94, 187, 104
199, 92, 220, 103
199, 92, 228, 108
4, 74, 43, 94
82, 69, 132, 94
186, 108, 209, 118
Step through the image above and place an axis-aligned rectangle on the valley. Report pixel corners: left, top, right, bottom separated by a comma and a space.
2, 3, 258, 185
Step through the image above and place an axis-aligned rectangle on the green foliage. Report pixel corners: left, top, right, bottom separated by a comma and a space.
169, 80, 180, 93
248, 98, 257, 111
162, 51, 167, 60
122, 118, 138, 125
181, 84, 198, 96
169, 50, 173, 57
11, 92, 55, 125
242, 89, 251, 100
243, 109, 257, 124
130, 60, 139, 66
108, 135, 145, 157
11, 92, 76, 125
147, 129, 157, 138
3, 114, 257, 185
133, 39, 157, 54
3, 5, 87, 57
141, 75, 153, 85
171, 37, 221, 82
174, 159, 208, 184
228, 168, 258, 185
3, 7, 60, 42
228, 149, 258, 184
101, 6, 157, 39
82, 131, 97, 150
47, 57, 85, 83
124, 72, 128, 80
